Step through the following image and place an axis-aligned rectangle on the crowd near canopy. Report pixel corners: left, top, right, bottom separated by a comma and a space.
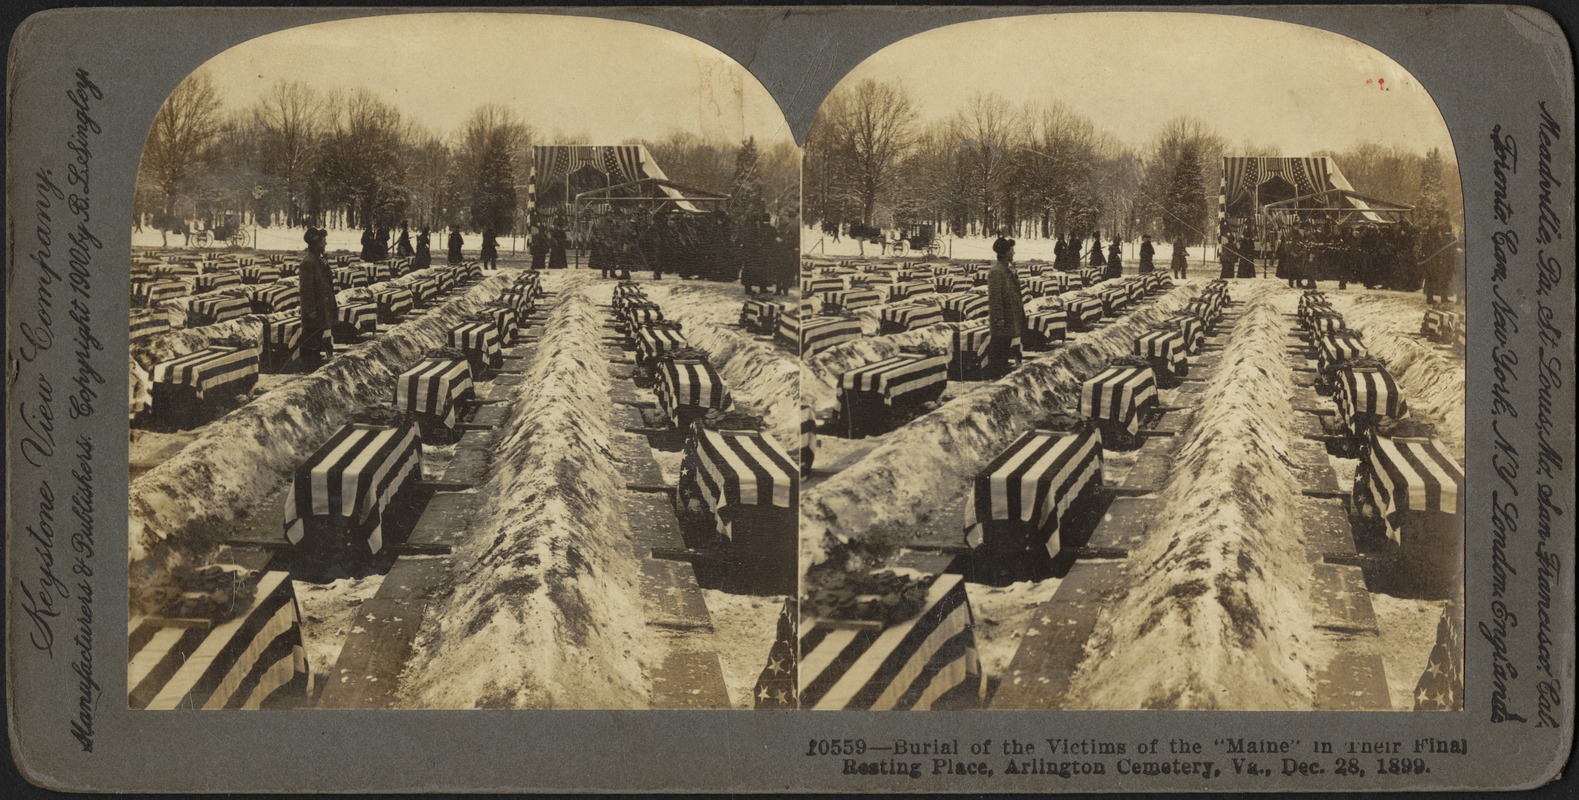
1217, 156, 1413, 245
529, 145, 721, 216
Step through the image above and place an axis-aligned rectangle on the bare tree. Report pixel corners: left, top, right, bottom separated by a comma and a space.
140, 69, 225, 220
254, 80, 322, 227
317, 88, 411, 228
810, 78, 919, 225
950, 92, 1018, 233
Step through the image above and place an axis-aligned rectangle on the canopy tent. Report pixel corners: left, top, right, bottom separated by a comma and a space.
1215, 156, 1412, 251
527, 145, 720, 216
575, 177, 729, 213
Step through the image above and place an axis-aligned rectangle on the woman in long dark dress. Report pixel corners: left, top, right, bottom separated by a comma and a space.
1088, 233, 1105, 267
549, 224, 569, 270
1236, 234, 1257, 278
1105, 238, 1123, 279
414, 227, 432, 270
360, 226, 378, 263
447, 228, 464, 264
528, 225, 548, 270
1138, 235, 1155, 274
395, 223, 414, 258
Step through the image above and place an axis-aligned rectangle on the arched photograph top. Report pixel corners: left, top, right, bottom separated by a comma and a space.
127, 11, 802, 713
797, 12, 1466, 714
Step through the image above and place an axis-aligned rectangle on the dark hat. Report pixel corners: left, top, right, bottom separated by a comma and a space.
992, 237, 1016, 255
304, 227, 327, 244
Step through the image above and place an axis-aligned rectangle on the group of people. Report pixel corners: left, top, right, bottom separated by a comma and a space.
1265, 220, 1461, 301
584, 209, 793, 291
359, 221, 436, 271
526, 223, 571, 270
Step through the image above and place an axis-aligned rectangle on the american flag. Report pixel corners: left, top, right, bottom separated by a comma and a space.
1413, 602, 1463, 710
753, 599, 798, 709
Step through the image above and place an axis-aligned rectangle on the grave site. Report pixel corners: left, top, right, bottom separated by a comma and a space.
127, 247, 800, 710
795, 254, 1465, 711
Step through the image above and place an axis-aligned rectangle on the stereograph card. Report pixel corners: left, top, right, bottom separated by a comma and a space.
4, 3, 1574, 793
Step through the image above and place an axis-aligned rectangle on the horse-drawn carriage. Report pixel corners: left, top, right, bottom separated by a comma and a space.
195, 215, 250, 249
897, 224, 941, 257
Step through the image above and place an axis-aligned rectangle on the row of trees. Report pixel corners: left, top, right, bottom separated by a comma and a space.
135, 70, 799, 237
804, 78, 1462, 244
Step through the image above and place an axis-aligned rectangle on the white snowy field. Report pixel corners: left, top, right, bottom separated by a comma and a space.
802, 226, 1222, 266
132, 224, 541, 257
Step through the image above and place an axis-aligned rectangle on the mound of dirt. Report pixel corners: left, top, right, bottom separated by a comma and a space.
1065, 282, 1317, 710
399, 274, 652, 709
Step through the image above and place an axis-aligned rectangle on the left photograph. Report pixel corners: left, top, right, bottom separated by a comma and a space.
125, 12, 802, 711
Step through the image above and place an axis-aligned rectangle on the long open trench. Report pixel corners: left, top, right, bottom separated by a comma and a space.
128, 271, 511, 601
799, 280, 1201, 570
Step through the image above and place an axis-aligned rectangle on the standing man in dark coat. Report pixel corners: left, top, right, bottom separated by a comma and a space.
986, 236, 1027, 378
1138, 234, 1155, 274
376, 224, 391, 261
447, 227, 464, 264
1171, 238, 1189, 280
480, 227, 499, 270
1053, 235, 1067, 270
299, 227, 337, 369
739, 214, 775, 294
590, 215, 613, 277
1420, 222, 1459, 304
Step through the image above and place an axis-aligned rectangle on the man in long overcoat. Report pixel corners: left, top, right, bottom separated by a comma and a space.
986, 236, 1027, 378
299, 227, 337, 369
1138, 234, 1155, 274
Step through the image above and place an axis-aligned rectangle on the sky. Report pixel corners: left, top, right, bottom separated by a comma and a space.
835, 12, 1458, 160
196, 12, 794, 146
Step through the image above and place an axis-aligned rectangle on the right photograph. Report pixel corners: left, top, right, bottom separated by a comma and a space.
795, 12, 1466, 711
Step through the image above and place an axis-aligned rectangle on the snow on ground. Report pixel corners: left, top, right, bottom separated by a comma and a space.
800, 280, 1203, 572
968, 577, 1065, 686
1321, 290, 1465, 462
400, 273, 654, 709
1065, 282, 1318, 710
292, 573, 386, 682
802, 227, 1221, 266
128, 274, 511, 606
701, 591, 786, 709
133, 226, 540, 258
